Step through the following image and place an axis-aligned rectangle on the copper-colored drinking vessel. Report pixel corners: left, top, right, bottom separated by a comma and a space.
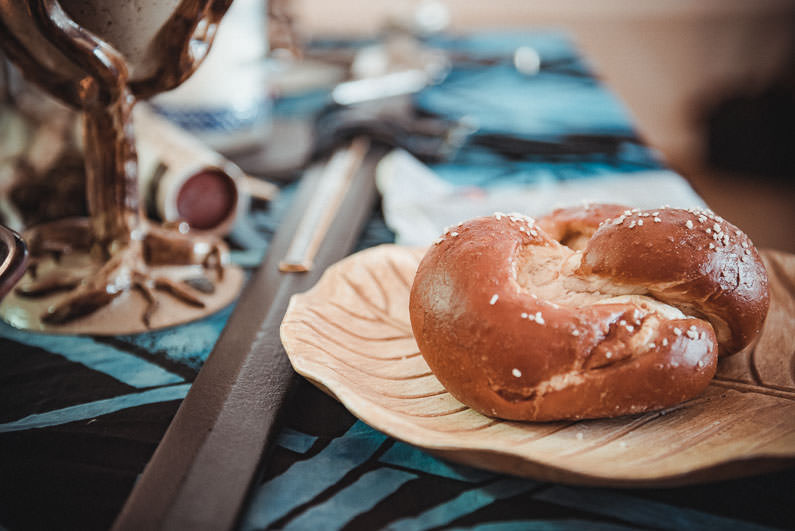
0, 0, 243, 334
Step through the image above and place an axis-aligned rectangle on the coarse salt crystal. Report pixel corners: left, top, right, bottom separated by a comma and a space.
512, 368, 522, 377
489, 294, 499, 305
685, 220, 694, 229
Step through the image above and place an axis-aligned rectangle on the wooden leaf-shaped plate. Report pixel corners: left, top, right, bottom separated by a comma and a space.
281, 245, 795, 487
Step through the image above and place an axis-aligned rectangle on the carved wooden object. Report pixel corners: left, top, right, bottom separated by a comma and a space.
282, 246, 795, 486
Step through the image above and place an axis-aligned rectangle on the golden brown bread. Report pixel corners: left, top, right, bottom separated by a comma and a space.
536, 203, 626, 250
577, 206, 769, 356
409, 206, 769, 421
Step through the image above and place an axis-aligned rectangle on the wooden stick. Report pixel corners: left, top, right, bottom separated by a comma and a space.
112, 140, 385, 531
279, 137, 369, 272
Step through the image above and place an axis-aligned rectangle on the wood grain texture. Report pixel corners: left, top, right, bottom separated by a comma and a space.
281, 245, 795, 487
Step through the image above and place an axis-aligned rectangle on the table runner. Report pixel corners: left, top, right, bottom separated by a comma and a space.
1, 31, 792, 530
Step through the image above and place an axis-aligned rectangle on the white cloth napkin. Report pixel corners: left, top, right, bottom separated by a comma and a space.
376, 149, 707, 247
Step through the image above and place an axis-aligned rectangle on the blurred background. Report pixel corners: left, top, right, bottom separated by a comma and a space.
291, 0, 795, 251
1, 0, 793, 250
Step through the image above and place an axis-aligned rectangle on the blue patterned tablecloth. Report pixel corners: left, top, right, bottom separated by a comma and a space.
1, 31, 792, 531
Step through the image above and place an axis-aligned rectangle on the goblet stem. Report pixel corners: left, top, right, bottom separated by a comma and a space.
82, 88, 142, 250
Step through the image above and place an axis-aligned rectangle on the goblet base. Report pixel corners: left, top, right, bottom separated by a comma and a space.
1, 256, 243, 335
0, 219, 244, 335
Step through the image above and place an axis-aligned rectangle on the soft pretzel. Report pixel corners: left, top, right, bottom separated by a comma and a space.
409, 206, 769, 421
